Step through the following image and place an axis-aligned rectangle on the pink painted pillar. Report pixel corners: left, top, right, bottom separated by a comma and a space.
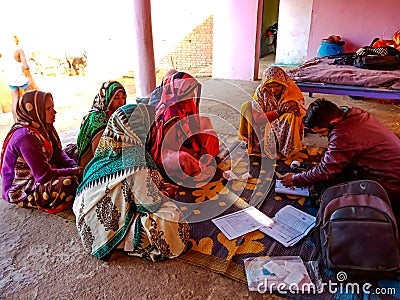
132, 0, 156, 102
212, 0, 261, 80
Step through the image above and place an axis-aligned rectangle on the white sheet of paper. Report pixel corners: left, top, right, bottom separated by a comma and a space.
275, 180, 310, 197
259, 205, 316, 247
212, 206, 274, 240
223, 170, 237, 180
284, 271, 304, 285
263, 261, 289, 278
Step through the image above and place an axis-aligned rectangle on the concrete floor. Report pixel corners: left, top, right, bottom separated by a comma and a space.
0, 200, 283, 300
1, 55, 399, 299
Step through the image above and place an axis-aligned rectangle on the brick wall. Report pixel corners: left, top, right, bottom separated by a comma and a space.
157, 16, 213, 75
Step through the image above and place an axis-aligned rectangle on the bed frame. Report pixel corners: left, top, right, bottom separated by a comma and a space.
296, 82, 400, 100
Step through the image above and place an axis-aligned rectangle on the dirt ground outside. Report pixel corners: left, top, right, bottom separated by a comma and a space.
0, 64, 400, 299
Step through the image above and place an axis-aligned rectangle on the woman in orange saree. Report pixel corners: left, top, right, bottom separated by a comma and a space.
239, 66, 306, 159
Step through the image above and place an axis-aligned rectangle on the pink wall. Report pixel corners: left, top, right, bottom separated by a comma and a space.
275, 0, 312, 65
308, 0, 400, 59
212, 0, 261, 80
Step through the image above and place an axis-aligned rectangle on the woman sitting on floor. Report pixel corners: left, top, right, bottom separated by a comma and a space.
239, 66, 306, 159
76, 80, 127, 167
73, 103, 190, 261
149, 71, 219, 181
1, 90, 83, 213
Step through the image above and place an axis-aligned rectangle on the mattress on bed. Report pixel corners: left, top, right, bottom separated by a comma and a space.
286, 57, 400, 90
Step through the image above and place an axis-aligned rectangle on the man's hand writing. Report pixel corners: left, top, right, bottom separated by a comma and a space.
280, 172, 295, 188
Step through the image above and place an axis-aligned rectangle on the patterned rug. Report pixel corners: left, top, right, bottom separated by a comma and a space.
175, 139, 321, 281
50, 133, 400, 299
54, 207, 76, 221
175, 138, 400, 300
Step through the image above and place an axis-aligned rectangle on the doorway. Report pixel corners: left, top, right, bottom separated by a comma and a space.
259, 0, 279, 78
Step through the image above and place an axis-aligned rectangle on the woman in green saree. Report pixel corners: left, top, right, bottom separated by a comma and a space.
76, 80, 127, 167
73, 103, 190, 261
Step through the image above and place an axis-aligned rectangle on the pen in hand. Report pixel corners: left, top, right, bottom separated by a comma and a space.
275, 171, 295, 190
275, 171, 283, 179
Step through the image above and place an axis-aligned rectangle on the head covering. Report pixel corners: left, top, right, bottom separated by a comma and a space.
76, 81, 126, 163
261, 66, 292, 87
162, 69, 178, 85
148, 69, 178, 107
1, 90, 61, 170
77, 103, 156, 193
253, 66, 304, 112
155, 71, 201, 115
89, 81, 126, 114
150, 72, 202, 167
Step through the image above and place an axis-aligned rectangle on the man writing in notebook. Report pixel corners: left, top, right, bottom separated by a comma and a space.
279, 98, 400, 215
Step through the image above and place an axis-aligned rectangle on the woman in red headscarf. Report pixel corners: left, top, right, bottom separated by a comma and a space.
149, 72, 219, 181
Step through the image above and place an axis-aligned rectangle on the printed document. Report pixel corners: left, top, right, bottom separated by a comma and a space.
212, 206, 274, 240
259, 205, 316, 247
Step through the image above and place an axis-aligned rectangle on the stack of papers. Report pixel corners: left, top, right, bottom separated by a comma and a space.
259, 205, 316, 247
211, 206, 274, 240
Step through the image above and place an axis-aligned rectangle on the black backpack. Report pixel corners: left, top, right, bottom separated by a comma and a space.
353, 46, 400, 70
353, 55, 400, 70
316, 180, 400, 278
